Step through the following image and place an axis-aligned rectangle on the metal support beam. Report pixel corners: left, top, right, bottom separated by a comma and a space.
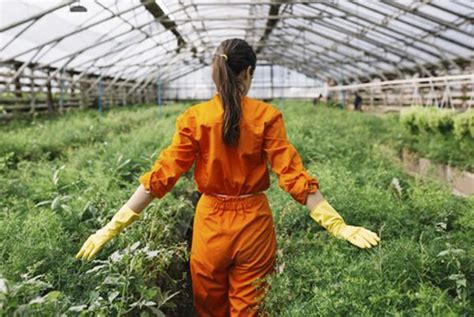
255, 0, 286, 54
381, 0, 472, 38
140, 0, 187, 53
0, 0, 75, 32
2, 2, 145, 62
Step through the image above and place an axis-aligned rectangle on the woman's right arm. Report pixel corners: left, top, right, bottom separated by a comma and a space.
306, 190, 380, 249
263, 109, 379, 249
262, 110, 319, 205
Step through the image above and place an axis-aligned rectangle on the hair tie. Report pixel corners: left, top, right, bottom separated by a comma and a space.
220, 54, 228, 61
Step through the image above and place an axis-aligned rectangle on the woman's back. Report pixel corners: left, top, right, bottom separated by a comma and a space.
139, 93, 318, 204
191, 94, 276, 196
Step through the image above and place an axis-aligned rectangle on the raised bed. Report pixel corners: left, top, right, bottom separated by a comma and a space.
401, 149, 474, 196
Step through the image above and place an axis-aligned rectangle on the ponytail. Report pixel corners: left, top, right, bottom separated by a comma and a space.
212, 39, 256, 146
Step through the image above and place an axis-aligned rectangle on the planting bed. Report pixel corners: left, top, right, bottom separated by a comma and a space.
1, 101, 472, 315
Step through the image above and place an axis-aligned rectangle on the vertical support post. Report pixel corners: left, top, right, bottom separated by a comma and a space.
156, 74, 163, 115
14, 63, 22, 98
469, 76, 473, 110
110, 82, 115, 107
59, 69, 65, 113
29, 68, 36, 114
46, 69, 54, 113
370, 85, 374, 110
79, 77, 87, 110
281, 66, 285, 101
70, 71, 76, 99
157, 83, 162, 107
461, 82, 467, 109
270, 64, 274, 100
122, 86, 126, 106
97, 77, 103, 115
397, 86, 403, 108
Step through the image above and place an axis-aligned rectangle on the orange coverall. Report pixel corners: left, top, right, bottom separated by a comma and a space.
139, 94, 318, 316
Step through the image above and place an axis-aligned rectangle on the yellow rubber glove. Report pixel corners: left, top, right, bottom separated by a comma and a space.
76, 205, 140, 260
310, 200, 380, 249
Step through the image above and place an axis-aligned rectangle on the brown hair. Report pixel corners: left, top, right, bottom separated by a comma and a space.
212, 39, 256, 146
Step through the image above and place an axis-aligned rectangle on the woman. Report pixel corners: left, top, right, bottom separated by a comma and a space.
76, 39, 380, 316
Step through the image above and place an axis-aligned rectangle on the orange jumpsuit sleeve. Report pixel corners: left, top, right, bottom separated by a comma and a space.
138, 109, 197, 198
263, 110, 319, 205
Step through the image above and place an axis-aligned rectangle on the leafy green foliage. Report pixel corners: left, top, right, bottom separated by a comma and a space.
400, 106, 457, 135
398, 106, 474, 171
1, 104, 194, 316
400, 105, 421, 133
1, 100, 472, 315
453, 109, 474, 140
262, 101, 473, 315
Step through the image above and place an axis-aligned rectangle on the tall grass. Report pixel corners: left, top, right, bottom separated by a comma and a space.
263, 101, 473, 315
1, 100, 472, 315
1, 104, 195, 315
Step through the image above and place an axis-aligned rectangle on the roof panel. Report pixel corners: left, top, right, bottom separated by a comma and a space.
0, 0, 471, 84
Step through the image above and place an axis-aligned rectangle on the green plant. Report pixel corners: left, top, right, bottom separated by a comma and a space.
401, 106, 455, 135
453, 109, 474, 139
1, 101, 473, 316
426, 108, 456, 135
400, 105, 422, 133
398, 106, 474, 171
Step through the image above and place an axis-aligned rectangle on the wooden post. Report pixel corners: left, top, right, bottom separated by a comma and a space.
14, 63, 22, 98
122, 86, 126, 106
29, 68, 36, 114
398, 86, 403, 108
59, 70, 64, 113
110, 82, 115, 107
270, 64, 274, 100
79, 77, 87, 110
46, 70, 54, 113
97, 77, 103, 115
461, 83, 467, 109
70, 71, 76, 109
156, 80, 162, 106
370, 86, 374, 110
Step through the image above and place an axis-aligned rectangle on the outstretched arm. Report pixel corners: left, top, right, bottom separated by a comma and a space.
77, 109, 197, 261
263, 110, 319, 204
263, 109, 379, 249
125, 184, 155, 213
305, 190, 325, 210
305, 191, 380, 249
76, 185, 155, 261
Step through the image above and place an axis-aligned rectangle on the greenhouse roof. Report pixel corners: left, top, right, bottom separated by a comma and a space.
0, 0, 472, 84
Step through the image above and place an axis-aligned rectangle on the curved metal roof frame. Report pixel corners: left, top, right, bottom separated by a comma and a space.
0, 0, 472, 89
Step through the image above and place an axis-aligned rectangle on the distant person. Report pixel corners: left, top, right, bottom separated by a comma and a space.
313, 93, 323, 106
76, 38, 380, 316
353, 91, 363, 111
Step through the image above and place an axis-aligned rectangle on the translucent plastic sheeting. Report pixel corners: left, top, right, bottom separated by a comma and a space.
0, 0, 472, 85
165, 64, 322, 100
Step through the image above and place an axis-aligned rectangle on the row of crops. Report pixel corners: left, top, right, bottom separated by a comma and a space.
400, 106, 473, 138
1, 101, 473, 315
398, 106, 474, 172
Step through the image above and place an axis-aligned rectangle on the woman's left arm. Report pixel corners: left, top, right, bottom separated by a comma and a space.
76, 185, 154, 261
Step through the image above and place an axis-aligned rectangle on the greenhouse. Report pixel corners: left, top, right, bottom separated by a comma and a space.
0, 0, 473, 316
